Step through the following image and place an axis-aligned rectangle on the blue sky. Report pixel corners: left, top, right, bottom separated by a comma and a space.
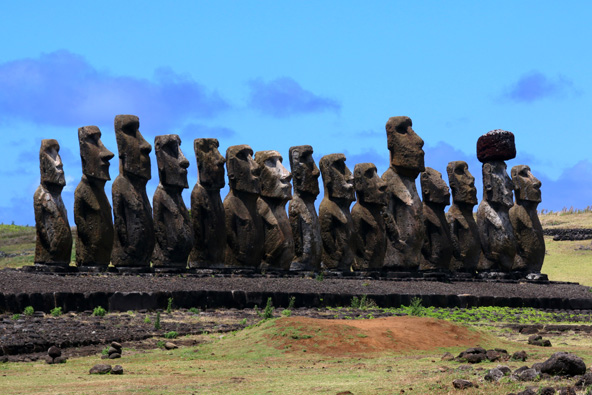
1, 1, 591, 225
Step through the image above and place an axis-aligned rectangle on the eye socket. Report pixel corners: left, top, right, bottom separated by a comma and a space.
454, 166, 464, 175
365, 169, 375, 178
334, 160, 346, 173
162, 142, 179, 157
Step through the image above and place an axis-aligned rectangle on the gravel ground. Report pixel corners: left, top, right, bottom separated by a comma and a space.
0, 269, 590, 300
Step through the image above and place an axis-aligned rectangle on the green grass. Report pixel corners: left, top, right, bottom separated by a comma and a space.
543, 236, 592, 285
2, 316, 592, 394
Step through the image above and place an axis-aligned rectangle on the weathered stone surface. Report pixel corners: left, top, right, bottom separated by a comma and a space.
477, 161, 516, 271
319, 154, 357, 271
53, 356, 67, 364
512, 350, 528, 361
510, 165, 545, 273
477, 129, 516, 163
47, 346, 61, 359
108, 353, 121, 359
255, 150, 294, 270
34, 139, 72, 268
164, 342, 178, 350
528, 334, 551, 347
152, 134, 193, 269
111, 115, 155, 269
420, 167, 452, 271
188, 138, 226, 268
517, 368, 539, 381
74, 126, 114, 270
89, 364, 111, 374
540, 352, 586, 376
224, 145, 264, 268
352, 163, 387, 270
288, 145, 322, 271
446, 161, 481, 272
452, 379, 475, 389
111, 364, 124, 375
382, 116, 425, 270
484, 367, 504, 382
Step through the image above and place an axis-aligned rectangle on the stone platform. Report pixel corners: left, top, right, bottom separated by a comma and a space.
0, 269, 590, 313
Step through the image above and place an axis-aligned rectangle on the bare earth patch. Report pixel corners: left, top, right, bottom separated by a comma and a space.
268, 316, 482, 356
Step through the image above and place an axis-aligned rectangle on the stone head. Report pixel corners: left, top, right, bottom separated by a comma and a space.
226, 144, 260, 194
40, 139, 66, 188
78, 126, 114, 181
255, 150, 292, 200
511, 165, 542, 203
354, 163, 386, 205
446, 161, 478, 206
289, 145, 320, 198
114, 114, 152, 180
420, 167, 450, 206
320, 153, 355, 202
482, 161, 514, 208
386, 116, 425, 177
194, 138, 225, 190
155, 134, 189, 189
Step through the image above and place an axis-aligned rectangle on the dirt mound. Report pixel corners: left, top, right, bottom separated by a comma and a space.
268, 316, 483, 356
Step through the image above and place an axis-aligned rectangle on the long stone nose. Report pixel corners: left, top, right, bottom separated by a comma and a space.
279, 162, 292, 182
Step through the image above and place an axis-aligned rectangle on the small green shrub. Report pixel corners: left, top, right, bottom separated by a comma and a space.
288, 296, 296, 310
156, 340, 165, 348
144, 315, 151, 324
281, 309, 292, 317
11, 313, 20, 320
408, 297, 424, 316
166, 297, 173, 314
92, 306, 107, 317
239, 318, 247, 325
262, 297, 274, 319
154, 312, 161, 330
164, 331, 178, 339
351, 295, 375, 310
315, 272, 324, 282
101, 347, 109, 356
189, 307, 199, 314
23, 306, 34, 316
50, 307, 62, 317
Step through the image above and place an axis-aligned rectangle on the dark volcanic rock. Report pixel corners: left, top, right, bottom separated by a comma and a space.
90, 364, 112, 374
288, 145, 322, 271
74, 126, 114, 270
476, 129, 516, 163
111, 364, 123, 375
540, 352, 586, 376
34, 139, 72, 268
47, 346, 61, 359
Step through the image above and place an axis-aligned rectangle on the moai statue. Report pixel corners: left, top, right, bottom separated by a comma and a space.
152, 134, 193, 271
74, 126, 115, 271
223, 145, 264, 268
352, 163, 387, 270
381, 116, 425, 270
111, 115, 155, 271
255, 150, 294, 270
476, 130, 517, 272
34, 139, 72, 269
420, 167, 453, 271
510, 165, 545, 273
446, 161, 481, 272
288, 145, 322, 271
319, 153, 357, 271
188, 138, 226, 268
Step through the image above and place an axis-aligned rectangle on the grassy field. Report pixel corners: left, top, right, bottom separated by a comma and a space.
2, 313, 592, 395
